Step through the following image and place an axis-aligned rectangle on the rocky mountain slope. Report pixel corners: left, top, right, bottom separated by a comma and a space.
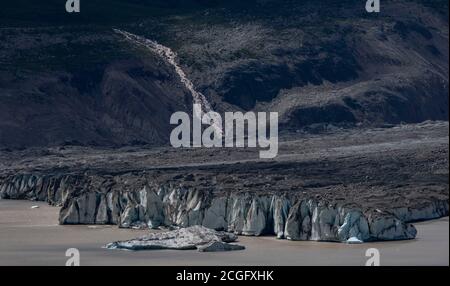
0, 0, 448, 148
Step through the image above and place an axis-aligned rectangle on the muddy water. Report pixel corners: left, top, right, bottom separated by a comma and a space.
0, 200, 448, 266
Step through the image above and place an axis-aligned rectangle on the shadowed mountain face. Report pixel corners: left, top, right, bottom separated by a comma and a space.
0, 0, 448, 148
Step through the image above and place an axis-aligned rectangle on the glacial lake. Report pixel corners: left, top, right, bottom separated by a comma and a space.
0, 200, 448, 266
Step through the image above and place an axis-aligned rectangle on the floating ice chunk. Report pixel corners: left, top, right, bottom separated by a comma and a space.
346, 237, 363, 244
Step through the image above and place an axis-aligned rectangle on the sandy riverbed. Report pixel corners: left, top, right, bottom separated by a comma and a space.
0, 200, 448, 266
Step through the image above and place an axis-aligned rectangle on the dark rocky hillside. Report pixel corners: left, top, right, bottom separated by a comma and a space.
0, 0, 448, 148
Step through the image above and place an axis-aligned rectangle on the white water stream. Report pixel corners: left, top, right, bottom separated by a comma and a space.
114, 29, 223, 135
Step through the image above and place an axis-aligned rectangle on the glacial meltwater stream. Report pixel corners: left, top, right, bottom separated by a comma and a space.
114, 29, 223, 135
